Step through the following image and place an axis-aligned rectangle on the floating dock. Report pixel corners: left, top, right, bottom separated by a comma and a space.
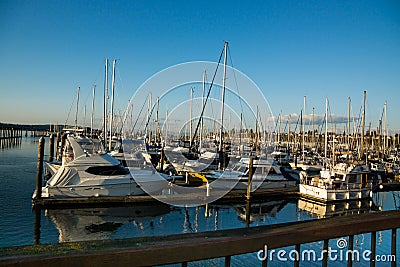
32, 186, 298, 208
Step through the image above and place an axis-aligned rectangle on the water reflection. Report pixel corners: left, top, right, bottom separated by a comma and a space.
298, 198, 379, 219
36, 195, 386, 244
45, 203, 171, 242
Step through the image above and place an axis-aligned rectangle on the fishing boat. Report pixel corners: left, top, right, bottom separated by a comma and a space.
34, 135, 170, 199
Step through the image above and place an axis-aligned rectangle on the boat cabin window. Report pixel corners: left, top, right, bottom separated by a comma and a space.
347, 173, 357, 183
85, 165, 130, 176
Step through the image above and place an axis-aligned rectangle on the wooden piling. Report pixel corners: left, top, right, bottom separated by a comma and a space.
49, 134, 54, 162
246, 157, 254, 200
159, 148, 164, 172
55, 132, 61, 160
34, 137, 45, 200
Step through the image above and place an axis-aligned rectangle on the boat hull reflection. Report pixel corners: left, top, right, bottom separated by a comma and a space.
298, 198, 378, 219
46, 203, 171, 242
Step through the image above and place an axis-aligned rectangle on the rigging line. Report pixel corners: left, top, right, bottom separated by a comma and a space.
130, 94, 149, 136
292, 112, 301, 133
228, 46, 248, 130
64, 94, 77, 128
190, 45, 225, 149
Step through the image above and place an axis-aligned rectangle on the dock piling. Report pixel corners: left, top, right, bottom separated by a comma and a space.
49, 134, 54, 162
246, 157, 254, 200
34, 137, 45, 200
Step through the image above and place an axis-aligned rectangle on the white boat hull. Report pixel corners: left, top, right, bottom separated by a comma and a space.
299, 184, 372, 202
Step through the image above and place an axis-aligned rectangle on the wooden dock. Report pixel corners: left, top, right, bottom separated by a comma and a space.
32, 186, 298, 208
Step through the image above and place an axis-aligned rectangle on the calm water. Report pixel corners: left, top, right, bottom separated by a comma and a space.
0, 137, 399, 266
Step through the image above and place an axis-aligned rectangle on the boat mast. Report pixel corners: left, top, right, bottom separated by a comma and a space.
302, 96, 306, 162
324, 97, 328, 169
199, 70, 206, 152
108, 59, 116, 152
189, 87, 193, 148
219, 41, 228, 170
384, 101, 387, 155
278, 111, 281, 145
74, 86, 80, 130
90, 85, 96, 137
360, 90, 366, 160
83, 104, 87, 134
103, 59, 109, 148
347, 97, 351, 149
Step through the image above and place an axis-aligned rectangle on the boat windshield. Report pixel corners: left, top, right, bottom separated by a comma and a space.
85, 165, 129, 176
77, 138, 103, 155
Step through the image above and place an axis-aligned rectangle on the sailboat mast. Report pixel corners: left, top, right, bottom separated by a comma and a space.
199, 70, 206, 152
312, 107, 315, 146
302, 96, 306, 162
75, 86, 80, 129
219, 41, 228, 169
104, 59, 109, 148
90, 85, 96, 137
324, 97, 328, 169
189, 87, 193, 147
83, 104, 87, 134
347, 97, 351, 149
384, 101, 387, 154
278, 111, 281, 144
361, 90, 366, 159
108, 59, 116, 152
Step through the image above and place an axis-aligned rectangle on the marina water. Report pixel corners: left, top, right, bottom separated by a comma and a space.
1, 136, 399, 266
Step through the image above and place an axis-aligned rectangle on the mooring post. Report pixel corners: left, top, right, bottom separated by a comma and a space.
49, 134, 55, 162
34, 137, 45, 200
55, 132, 61, 160
33, 208, 41, 245
159, 148, 164, 172
246, 157, 254, 200
245, 199, 251, 228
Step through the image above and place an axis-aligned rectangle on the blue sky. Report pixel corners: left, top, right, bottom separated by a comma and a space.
1, 0, 399, 132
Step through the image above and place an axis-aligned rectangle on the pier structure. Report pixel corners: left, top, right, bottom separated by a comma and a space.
0, 127, 22, 149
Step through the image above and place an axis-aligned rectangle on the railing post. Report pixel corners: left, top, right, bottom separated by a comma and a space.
224, 255, 231, 267
294, 244, 300, 267
370, 231, 376, 267
348, 235, 354, 267
322, 239, 329, 267
262, 258, 268, 267
391, 229, 397, 267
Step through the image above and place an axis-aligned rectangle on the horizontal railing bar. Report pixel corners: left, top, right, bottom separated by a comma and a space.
1, 210, 399, 267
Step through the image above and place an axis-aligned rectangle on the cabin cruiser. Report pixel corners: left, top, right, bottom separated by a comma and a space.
299, 163, 373, 202
34, 135, 171, 199
206, 156, 299, 191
